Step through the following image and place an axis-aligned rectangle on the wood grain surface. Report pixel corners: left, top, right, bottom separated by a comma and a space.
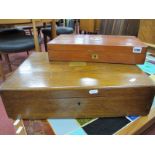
48, 35, 147, 64
0, 53, 154, 119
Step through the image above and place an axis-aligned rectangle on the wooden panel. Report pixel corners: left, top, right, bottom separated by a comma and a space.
80, 19, 95, 32
49, 50, 146, 64
80, 19, 100, 33
1, 93, 154, 119
94, 19, 101, 32
100, 19, 140, 36
122, 19, 140, 36
138, 19, 155, 44
1, 87, 154, 101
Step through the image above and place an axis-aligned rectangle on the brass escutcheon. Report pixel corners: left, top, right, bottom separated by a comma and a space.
91, 53, 98, 59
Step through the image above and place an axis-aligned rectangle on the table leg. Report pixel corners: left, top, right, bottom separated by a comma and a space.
32, 20, 41, 52
3, 53, 12, 72
51, 19, 57, 39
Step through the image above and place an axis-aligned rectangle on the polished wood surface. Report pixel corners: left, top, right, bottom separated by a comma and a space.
48, 35, 147, 64
0, 52, 153, 89
0, 53, 154, 119
48, 35, 146, 47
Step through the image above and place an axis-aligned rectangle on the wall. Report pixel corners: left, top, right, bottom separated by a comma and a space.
138, 19, 155, 45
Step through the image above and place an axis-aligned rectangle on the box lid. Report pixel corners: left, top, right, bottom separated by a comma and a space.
0, 53, 154, 99
48, 35, 147, 53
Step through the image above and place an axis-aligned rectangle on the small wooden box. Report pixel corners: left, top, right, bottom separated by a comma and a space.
47, 35, 147, 64
0, 53, 154, 119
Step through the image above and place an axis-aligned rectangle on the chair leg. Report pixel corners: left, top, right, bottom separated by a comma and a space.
0, 54, 5, 81
0, 62, 5, 81
43, 34, 48, 52
3, 54, 12, 72
26, 51, 29, 56
0, 54, 2, 61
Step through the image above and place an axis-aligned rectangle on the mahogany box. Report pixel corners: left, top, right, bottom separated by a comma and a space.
47, 35, 147, 64
0, 53, 154, 119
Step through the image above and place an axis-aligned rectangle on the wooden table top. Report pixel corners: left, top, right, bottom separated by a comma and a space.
0, 19, 53, 25
0, 19, 32, 25
0, 52, 154, 91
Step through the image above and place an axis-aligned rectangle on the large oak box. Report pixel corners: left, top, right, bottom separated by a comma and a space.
0, 53, 154, 119
47, 35, 147, 64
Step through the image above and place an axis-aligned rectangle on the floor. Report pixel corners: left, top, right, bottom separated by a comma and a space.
0, 51, 34, 134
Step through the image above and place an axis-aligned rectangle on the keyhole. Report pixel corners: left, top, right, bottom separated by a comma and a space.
77, 102, 81, 106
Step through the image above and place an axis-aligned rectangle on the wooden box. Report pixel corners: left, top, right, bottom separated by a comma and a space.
47, 35, 147, 64
0, 53, 155, 119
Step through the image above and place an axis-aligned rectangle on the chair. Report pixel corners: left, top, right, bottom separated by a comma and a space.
0, 28, 41, 72
42, 19, 75, 51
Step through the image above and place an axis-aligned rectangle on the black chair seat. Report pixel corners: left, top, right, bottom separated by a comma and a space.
0, 28, 41, 73
57, 26, 74, 35
0, 36, 41, 53
42, 26, 74, 37
0, 28, 25, 36
0, 28, 42, 53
